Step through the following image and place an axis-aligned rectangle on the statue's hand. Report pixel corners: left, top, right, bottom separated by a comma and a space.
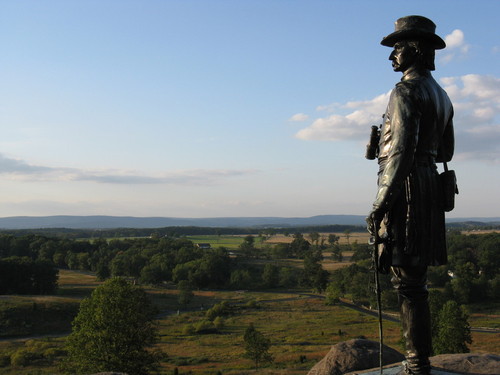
366, 209, 384, 236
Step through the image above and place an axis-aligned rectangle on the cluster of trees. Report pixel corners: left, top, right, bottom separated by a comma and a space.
0, 234, 234, 290
238, 233, 330, 292
325, 240, 394, 308
0, 257, 58, 294
439, 231, 500, 303
0, 232, 324, 293
325, 231, 500, 308
0, 230, 497, 303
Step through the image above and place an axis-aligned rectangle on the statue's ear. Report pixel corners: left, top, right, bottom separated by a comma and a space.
406, 41, 420, 55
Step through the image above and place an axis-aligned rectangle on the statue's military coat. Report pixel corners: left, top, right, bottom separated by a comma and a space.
373, 67, 454, 267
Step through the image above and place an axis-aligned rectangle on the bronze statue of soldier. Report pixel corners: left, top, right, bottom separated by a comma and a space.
366, 16, 454, 375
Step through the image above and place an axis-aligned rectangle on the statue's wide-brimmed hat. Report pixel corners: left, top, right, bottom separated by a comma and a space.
381, 15, 446, 49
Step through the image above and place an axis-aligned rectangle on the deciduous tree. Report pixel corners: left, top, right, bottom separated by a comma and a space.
262, 264, 280, 288
433, 300, 472, 355
240, 235, 256, 258
243, 323, 273, 370
178, 280, 194, 306
63, 277, 160, 375
290, 233, 310, 258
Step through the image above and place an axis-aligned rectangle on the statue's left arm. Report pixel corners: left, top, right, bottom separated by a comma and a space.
436, 107, 454, 163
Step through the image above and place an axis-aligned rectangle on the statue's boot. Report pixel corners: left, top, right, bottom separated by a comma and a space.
399, 289, 432, 375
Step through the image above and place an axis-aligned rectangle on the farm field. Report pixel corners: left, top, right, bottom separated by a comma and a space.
265, 232, 371, 246
186, 235, 249, 250
186, 232, 371, 250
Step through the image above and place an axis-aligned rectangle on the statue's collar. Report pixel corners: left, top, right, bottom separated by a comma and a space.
401, 68, 431, 81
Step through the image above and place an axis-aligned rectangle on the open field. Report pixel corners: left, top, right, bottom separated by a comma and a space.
156, 297, 403, 374
265, 232, 371, 246
187, 235, 249, 250
461, 229, 500, 235
186, 232, 371, 251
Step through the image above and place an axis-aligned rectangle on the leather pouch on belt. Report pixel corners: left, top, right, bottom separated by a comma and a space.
440, 169, 458, 212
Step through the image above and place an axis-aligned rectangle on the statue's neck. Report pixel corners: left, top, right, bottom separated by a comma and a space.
402, 66, 431, 81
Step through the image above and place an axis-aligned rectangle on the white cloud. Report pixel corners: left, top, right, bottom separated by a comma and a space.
0, 154, 258, 185
295, 74, 500, 161
445, 29, 467, 49
440, 29, 470, 64
316, 103, 342, 112
294, 92, 390, 141
295, 115, 360, 141
440, 74, 500, 161
288, 113, 309, 122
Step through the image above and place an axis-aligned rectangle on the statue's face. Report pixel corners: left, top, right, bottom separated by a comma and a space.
389, 41, 418, 72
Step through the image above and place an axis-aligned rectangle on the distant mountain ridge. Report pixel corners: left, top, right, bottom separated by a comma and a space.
0, 215, 499, 230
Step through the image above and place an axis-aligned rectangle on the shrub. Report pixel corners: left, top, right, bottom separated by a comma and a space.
206, 301, 230, 321
10, 349, 36, 367
43, 347, 66, 360
244, 300, 260, 309
195, 320, 216, 334
182, 324, 195, 335
214, 316, 225, 330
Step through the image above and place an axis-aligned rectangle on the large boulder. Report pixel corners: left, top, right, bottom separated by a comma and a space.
307, 339, 405, 375
431, 353, 500, 374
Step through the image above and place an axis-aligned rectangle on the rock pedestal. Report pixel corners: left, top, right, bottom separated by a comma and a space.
308, 339, 500, 375
307, 339, 405, 375
348, 366, 457, 375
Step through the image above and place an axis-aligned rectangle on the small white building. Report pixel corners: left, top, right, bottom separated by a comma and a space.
196, 243, 211, 249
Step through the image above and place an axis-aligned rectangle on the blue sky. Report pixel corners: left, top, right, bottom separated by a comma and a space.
0, 0, 499, 219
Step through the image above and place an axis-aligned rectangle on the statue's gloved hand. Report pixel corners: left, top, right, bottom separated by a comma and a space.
366, 209, 384, 236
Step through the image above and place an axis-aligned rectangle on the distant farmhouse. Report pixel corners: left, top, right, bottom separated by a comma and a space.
196, 243, 211, 249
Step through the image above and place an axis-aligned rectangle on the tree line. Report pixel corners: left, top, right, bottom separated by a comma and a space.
1, 221, 497, 239
0, 257, 58, 294
0, 230, 498, 304
0, 224, 366, 239
0, 232, 320, 293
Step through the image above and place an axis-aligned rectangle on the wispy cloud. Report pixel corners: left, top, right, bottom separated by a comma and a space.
440, 29, 470, 64
294, 74, 500, 161
0, 154, 54, 174
0, 154, 258, 185
288, 113, 309, 122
